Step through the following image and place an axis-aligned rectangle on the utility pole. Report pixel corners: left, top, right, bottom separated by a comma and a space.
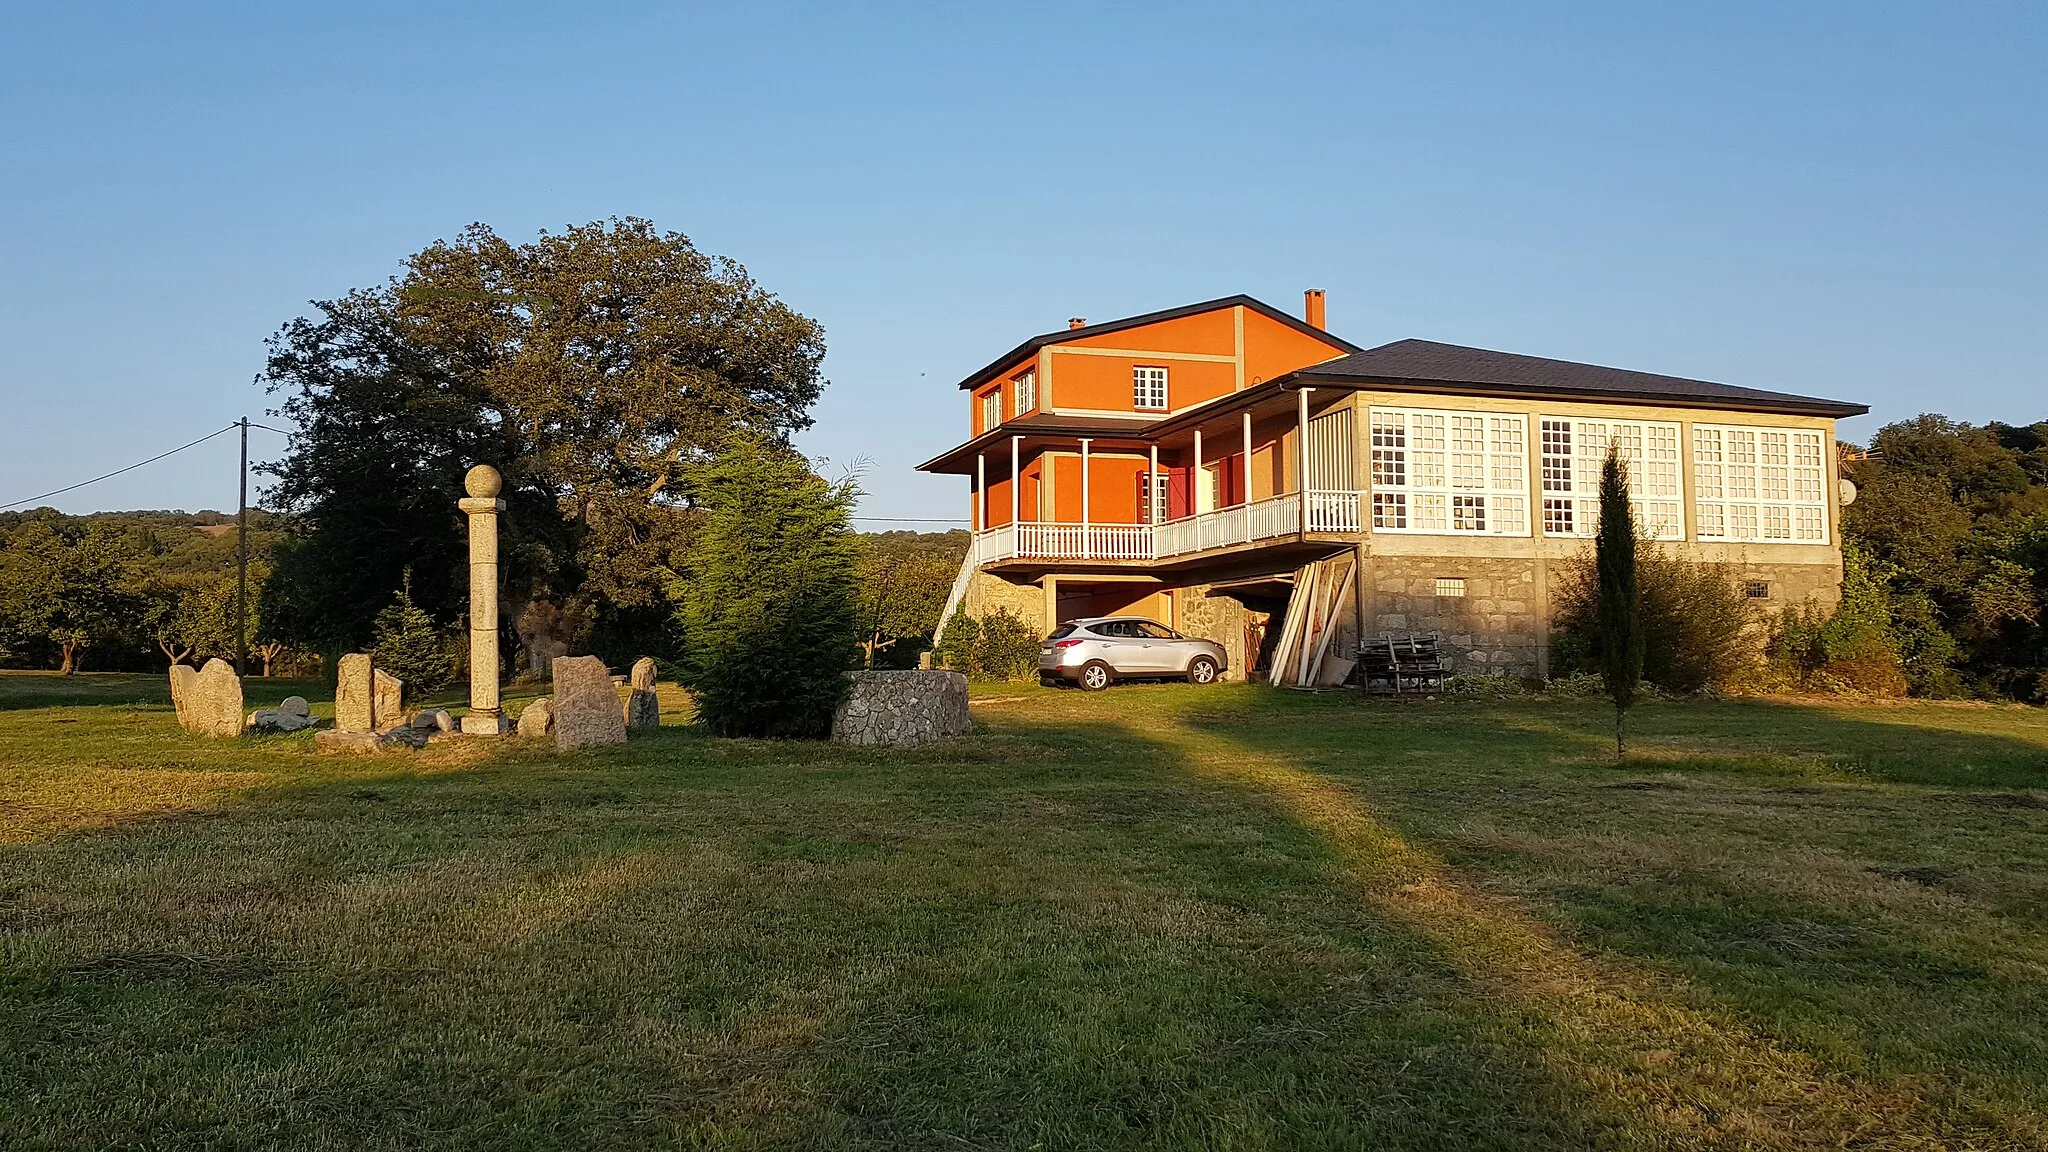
236, 416, 249, 676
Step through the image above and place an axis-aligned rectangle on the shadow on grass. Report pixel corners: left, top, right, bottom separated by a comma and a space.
3, 685, 2045, 1148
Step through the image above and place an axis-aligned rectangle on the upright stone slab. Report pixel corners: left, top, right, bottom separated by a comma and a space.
625, 656, 660, 730
335, 653, 374, 733
186, 658, 245, 738
831, 670, 971, 747
552, 656, 626, 750
372, 670, 404, 732
168, 664, 199, 727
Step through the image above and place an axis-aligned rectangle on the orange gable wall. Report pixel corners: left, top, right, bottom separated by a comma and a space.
1244, 311, 1349, 385
1065, 309, 1238, 355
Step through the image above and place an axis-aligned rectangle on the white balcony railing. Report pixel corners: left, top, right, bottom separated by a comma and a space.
973, 489, 1362, 564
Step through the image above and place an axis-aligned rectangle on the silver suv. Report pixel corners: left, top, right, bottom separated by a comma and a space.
1038, 616, 1228, 690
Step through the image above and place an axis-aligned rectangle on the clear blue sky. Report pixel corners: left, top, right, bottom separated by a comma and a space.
3, 2, 2043, 523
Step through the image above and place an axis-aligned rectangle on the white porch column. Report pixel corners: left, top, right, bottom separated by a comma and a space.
1147, 443, 1160, 523
1241, 410, 1253, 543
1079, 438, 1092, 559
1010, 435, 1021, 527
974, 453, 985, 533
1297, 386, 1312, 533
1193, 429, 1204, 514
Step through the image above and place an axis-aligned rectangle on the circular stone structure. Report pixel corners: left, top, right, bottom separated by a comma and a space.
464, 464, 503, 499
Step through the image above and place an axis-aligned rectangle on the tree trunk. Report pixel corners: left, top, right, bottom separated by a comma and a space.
1615, 705, 1627, 758
59, 642, 76, 676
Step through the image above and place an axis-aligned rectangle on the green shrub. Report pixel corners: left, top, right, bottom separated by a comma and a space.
1555, 546, 1756, 694
1444, 673, 1534, 699
1764, 542, 1910, 696
934, 606, 978, 674
674, 439, 860, 738
370, 571, 458, 697
973, 608, 1040, 682
933, 607, 1040, 682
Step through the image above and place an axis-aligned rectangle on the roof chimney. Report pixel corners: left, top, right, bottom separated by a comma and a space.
1068, 317, 1087, 330
1304, 289, 1326, 330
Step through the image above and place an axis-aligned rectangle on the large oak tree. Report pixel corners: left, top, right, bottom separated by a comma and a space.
258, 219, 827, 668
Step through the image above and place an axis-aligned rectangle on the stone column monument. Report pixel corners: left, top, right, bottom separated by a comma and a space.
459, 464, 508, 735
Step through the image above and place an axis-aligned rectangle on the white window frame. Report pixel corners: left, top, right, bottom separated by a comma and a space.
1694, 423, 1828, 544
1133, 365, 1169, 411
980, 388, 1001, 432
1538, 417, 1685, 541
1012, 369, 1036, 416
1138, 471, 1169, 522
1367, 407, 1530, 536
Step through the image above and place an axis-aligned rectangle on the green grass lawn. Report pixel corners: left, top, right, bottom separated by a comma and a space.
3, 671, 2046, 1150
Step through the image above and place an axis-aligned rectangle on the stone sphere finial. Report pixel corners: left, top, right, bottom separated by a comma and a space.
464, 464, 503, 499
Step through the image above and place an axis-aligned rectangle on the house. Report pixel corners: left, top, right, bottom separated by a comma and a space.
917, 292, 1867, 682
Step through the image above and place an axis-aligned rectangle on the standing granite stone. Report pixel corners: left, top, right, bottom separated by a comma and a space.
372, 669, 404, 732
186, 658, 245, 738
335, 653, 374, 733
624, 657, 660, 730
517, 697, 554, 737
168, 664, 199, 727
830, 670, 971, 747
552, 656, 626, 750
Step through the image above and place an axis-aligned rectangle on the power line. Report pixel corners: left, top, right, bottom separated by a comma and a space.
851, 516, 969, 524
0, 424, 241, 511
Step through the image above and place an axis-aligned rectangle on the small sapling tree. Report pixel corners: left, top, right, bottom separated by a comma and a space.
1595, 444, 1645, 756
371, 570, 458, 696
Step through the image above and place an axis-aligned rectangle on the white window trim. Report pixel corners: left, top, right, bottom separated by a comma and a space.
1368, 406, 1531, 537
1539, 416, 1685, 541
980, 388, 1002, 432
1693, 423, 1829, 545
1012, 370, 1036, 416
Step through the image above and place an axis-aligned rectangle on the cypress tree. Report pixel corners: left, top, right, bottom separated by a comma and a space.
1595, 444, 1645, 756
675, 437, 860, 738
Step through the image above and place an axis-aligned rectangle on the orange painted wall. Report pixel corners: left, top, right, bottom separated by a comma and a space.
1052, 355, 1235, 412
971, 354, 1039, 435
1046, 452, 1150, 524
1244, 311, 1349, 386
1067, 309, 1238, 355
1056, 584, 1173, 625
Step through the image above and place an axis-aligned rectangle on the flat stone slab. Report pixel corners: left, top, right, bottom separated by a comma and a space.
831, 670, 971, 747
553, 656, 626, 750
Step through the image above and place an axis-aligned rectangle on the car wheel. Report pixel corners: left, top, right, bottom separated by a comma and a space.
1187, 656, 1219, 685
1078, 661, 1113, 691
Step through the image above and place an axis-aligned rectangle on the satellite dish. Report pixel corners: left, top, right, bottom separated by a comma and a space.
1839, 478, 1858, 506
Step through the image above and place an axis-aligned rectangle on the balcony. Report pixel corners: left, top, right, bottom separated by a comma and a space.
971, 489, 1362, 569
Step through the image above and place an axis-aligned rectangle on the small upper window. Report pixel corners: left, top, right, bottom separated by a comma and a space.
1013, 370, 1036, 415
1435, 577, 1467, 598
980, 388, 1002, 431
1742, 581, 1771, 599
1133, 366, 1169, 411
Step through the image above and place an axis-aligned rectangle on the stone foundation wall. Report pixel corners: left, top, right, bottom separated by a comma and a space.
1364, 552, 1844, 680
961, 571, 1046, 633
1176, 586, 1258, 681
1366, 557, 1545, 678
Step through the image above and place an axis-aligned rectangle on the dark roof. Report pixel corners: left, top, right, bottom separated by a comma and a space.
1295, 339, 1867, 418
914, 413, 1159, 475
952, 294, 1362, 392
